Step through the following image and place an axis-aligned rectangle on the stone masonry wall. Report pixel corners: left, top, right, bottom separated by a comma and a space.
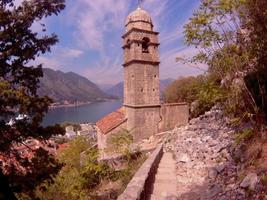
126, 106, 161, 142
124, 63, 160, 106
159, 103, 189, 132
123, 31, 159, 64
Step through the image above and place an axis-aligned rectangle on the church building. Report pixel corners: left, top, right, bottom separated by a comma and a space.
97, 6, 189, 152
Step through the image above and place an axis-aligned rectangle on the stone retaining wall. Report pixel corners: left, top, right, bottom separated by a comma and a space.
159, 102, 189, 132
117, 144, 163, 200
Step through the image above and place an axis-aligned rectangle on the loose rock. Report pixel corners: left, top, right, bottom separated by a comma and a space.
240, 173, 259, 191
164, 105, 252, 199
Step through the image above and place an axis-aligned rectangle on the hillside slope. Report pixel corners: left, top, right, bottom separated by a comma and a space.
38, 68, 112, 103
105, 78, 174, 98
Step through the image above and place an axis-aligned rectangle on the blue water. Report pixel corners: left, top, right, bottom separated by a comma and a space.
42, 100, 123, 126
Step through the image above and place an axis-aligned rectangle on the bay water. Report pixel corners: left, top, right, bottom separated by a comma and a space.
42, 100, 122, 126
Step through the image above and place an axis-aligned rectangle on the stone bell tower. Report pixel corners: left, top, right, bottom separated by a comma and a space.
122, 6, 161, 141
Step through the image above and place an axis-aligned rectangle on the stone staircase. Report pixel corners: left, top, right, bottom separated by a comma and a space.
149, 152, 177, 200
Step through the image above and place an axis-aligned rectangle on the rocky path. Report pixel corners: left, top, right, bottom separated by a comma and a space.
149, 152, 177, 200
164, 106, 250, 200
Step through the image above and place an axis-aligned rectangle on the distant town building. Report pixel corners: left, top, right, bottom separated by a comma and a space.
65, 126, 77, 139
77, 129, 96, 138
0, 138, 57, 174
97, 6, 189, 152
7, 114, 28, 126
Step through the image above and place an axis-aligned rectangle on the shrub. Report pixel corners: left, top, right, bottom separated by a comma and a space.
163, 75, 205, 104
106, 129, 134, 158
164, 75, 225, 118
235, 128, 254, 146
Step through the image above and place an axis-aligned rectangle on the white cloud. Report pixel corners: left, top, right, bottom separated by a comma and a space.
33, 56, 61, 70
85, 53, 123, 85
66, 0, 129, 51
143, 0, 168, 29
60, 48, 84, 58
30, 46, 84, 70
28, 0, 205, 85
160, 46, 208, 80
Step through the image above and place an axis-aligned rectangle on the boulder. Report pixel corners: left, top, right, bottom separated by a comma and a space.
240, 173, 259, 190
177, 153, 191, 163
208, 168, 218, 179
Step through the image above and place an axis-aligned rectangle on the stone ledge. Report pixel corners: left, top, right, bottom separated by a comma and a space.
117, 144, 163, 200
162, 102, 188, 106
124, 104, 161, 109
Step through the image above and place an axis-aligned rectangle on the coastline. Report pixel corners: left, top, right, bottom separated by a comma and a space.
49, 101, 92, 109
48, 98, 122, 109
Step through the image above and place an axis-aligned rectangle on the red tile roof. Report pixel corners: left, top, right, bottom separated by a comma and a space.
96, 107, 127, 135
58, 143, 69, 151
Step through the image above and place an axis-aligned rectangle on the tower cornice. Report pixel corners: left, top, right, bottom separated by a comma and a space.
124, 104, 161, 109
125, 20, 154, 28
123, 60, 160, 67
122, 28, 159, 39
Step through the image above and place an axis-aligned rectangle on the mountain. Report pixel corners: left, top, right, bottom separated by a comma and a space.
104, 78, 174, 98
98, 84, 114, 91
104, 82, 124, 98
38, 68, 113, 103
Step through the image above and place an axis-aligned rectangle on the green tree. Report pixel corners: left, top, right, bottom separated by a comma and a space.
0, 0, 65, 199
164, 75, 224, 117
181, 0, 261, 118
243, 0, 267, 122
163, 75, 205, 103
181, 0, 267, 123
37, 137, 114, 200
184, 0, 247, 75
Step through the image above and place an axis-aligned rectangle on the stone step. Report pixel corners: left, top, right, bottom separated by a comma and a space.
156, 169, 176, 173
150, 194, 177, 200
156, 170, 175, 174
157, 165, 176, 169
151, 189, 177, 197
155, 174, 177, 180
158, 161, 176, 165
149, 152, 177, 200
153, 179, 177, 185
159, 158, 174, 162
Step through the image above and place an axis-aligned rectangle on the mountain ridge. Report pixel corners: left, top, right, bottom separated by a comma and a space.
104, 78, 175, 98
38, 68, 114, 104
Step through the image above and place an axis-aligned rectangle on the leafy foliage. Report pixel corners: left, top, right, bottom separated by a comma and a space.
34, 136, 145, 200
235, 128, 254, 146
34, 137, 109, 200
163, 75, 205, 104
192, 78, 225, 117
243, 0, 267, 121
164, 75, 224, 117
0, 0, 65, 198
110, 129, 134, 155
172, 0, 267, 123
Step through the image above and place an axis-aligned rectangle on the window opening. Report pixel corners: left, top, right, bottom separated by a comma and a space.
142, 37, 150, 53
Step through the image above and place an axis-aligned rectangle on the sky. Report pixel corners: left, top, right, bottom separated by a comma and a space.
28, 0, 207, 86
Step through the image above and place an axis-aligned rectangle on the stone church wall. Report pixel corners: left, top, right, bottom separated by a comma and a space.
124, 63, 160, 106
159, 103, 189, 132
126, 106, 161, 142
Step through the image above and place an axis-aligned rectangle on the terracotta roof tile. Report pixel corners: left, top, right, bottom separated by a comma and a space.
58, 143, 69, 151
96, 107, 127, 135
